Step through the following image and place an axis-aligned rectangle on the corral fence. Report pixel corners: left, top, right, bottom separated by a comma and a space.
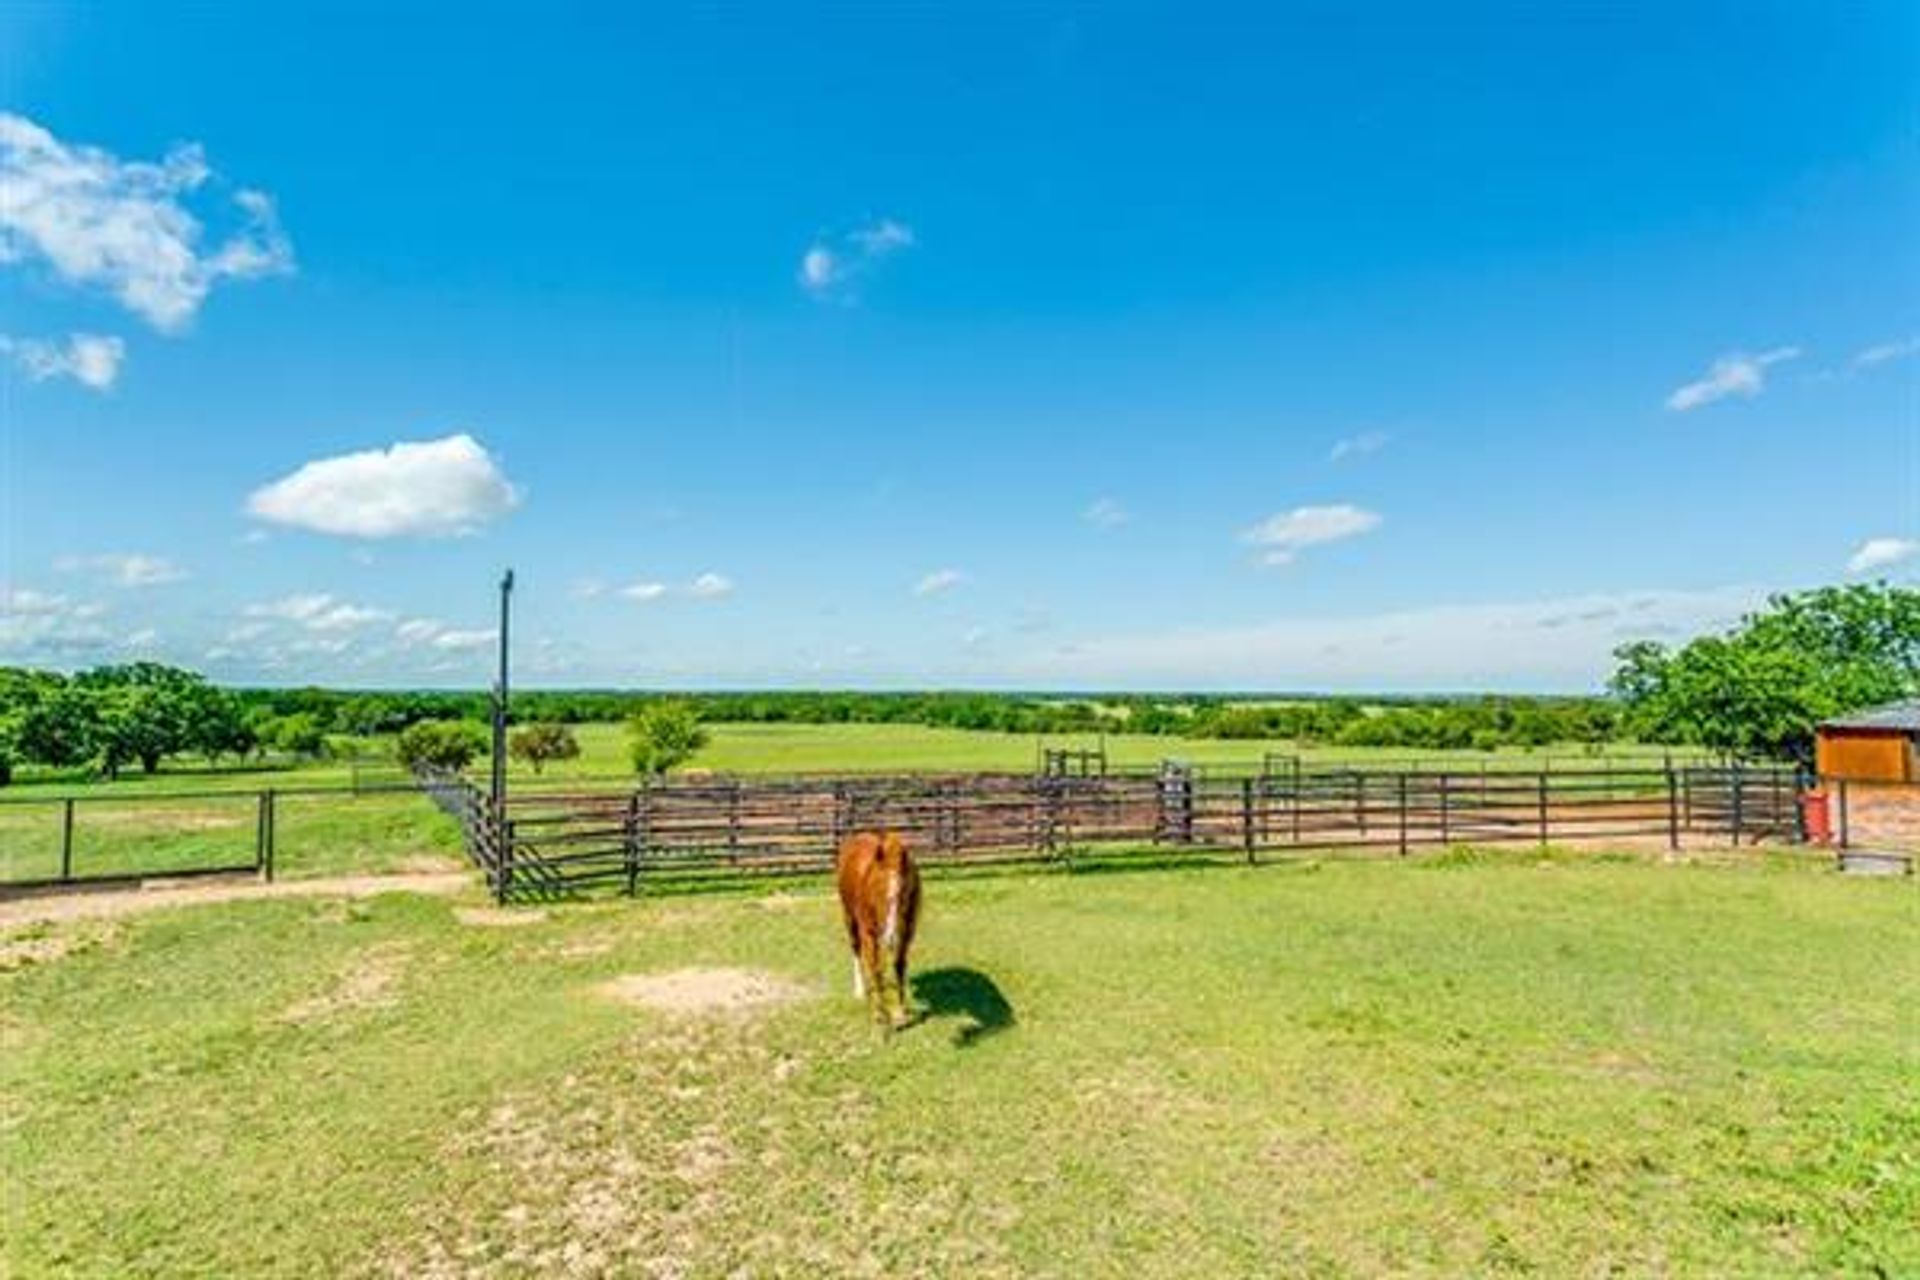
475, 762, 1806, 903
0, 781, 427, 895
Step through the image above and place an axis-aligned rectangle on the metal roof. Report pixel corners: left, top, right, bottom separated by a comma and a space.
1820, 698, 1920, 733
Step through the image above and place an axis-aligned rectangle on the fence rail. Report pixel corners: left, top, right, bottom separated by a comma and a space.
482, 763, 1804, 902
0, 779, 425, 894
0, 760, 1810, 901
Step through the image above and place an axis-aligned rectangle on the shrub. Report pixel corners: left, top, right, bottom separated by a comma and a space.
627, 701, 708, 775
395, 719, 487, 772
509, 722, 580, 774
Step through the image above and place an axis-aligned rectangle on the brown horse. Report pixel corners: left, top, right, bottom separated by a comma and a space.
835, 830, 922, 1029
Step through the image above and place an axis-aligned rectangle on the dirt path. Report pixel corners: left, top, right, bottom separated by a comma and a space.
0, 871, 473, 928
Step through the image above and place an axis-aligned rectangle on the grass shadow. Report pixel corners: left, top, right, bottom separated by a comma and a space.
910, 966, 1015, 1047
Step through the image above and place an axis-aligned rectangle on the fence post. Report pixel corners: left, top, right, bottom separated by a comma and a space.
1666, 767, 1680, 851
60, 798, 75, 882
1837, 778, 1850, 849
497, 819, 514, 904
1397, 773, 1409, 856
1537, 772, 1549, 846
1730, 762, 1744, 845
262, 790, 276, 882
1241, 777, 1256, 864
623, 792, 640, 898
1291, 758, 1302, 845
728, 781, 741, 863
1439, 774, 1451, 845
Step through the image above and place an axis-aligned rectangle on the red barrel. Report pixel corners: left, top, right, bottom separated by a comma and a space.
1799, 789, 1832, 844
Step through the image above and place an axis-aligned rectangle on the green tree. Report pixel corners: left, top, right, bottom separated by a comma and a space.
1610, 584, 1920, 762
508, 722, 580, 774
271, 713, 331, 760
395, 719, 487, 772
93, 685, 187, 776
16, 685, 102, 771
627, 701, 708, 775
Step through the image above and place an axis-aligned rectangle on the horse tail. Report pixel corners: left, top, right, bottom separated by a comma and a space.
879, 831, 907, 953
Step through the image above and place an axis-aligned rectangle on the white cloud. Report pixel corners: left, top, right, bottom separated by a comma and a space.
244, 592, 390, 632
1, 332, 124, 389
914, 568, 966, 597
1664, 347, 1800, 411
4, 587, 72, 615
1852, 335, 1920, 370
245, 433, 522, 538
619, 581, 669, 602
1846, 536, 1918, 575
798, 217, 915, 298
571, 577, 607, 600
962, 626, 989, 649
1083, 497, 1130, 529
122, 627, 159, 649
1329, 430, 1390, 462
799, 247, 838, 290
687, 572, 734, 600
430, 628, 496, 652
0, 585, 113, 659
0, 113, 292, 332
54, 551, 187, 587
1008, 586, 1767, 691
850, 218, 915, 255
1241, 504, 1381, 566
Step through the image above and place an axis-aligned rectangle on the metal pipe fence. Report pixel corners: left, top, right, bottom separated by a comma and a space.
484, 763, 1803, 902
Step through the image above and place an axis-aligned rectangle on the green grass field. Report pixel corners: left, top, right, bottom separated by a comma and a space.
5, 720, 1708, 800
3, 851, 1912, 1277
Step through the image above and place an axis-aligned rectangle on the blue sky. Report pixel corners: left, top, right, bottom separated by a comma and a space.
1, 2, 1915, 691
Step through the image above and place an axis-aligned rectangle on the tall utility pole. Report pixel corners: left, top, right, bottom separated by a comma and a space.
490, 569, 514, 815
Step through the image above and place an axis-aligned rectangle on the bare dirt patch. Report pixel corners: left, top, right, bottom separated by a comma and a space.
455, 906, 549, 928
0, 871, 470, 928
277, 941, 412, 1025
0, 923, 119, 973
598, 967, 813, 1017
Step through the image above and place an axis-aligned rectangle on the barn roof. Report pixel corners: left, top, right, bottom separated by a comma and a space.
1820, 698, 1920, 732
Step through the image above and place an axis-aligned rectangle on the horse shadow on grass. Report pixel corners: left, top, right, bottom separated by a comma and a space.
910, 967, 1015, 1047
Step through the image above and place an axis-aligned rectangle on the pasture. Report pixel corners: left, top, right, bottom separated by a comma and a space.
4, 850, 1913, 1277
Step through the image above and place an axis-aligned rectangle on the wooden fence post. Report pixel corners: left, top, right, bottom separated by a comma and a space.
1730, 762, 1744, 845
60, 798, 75, 882
1439, 774, 1451, 845
1837, 779, 1850, 849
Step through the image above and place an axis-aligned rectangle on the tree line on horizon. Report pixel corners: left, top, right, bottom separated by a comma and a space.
1, 585, 1912, 783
